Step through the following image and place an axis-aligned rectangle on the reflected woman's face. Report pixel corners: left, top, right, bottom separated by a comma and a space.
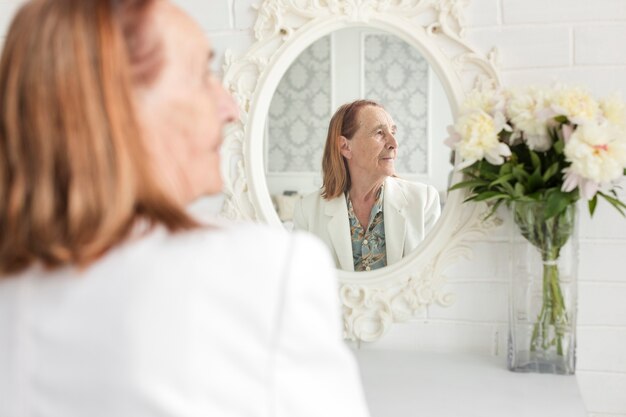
341, 106, 398, 183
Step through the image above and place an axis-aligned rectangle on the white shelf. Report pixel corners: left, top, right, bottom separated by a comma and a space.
354, 350, 587, 417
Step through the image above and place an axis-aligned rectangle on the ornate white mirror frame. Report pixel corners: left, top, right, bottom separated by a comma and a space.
221, 0, 501, 342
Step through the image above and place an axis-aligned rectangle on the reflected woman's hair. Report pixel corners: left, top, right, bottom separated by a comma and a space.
0, 0, 198, 275
321, 99, 381, 199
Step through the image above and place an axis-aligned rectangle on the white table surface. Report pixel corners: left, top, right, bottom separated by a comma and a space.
353, 350, 587, 417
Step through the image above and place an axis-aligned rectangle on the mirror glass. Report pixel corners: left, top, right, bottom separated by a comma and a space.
263, 27, 454, 271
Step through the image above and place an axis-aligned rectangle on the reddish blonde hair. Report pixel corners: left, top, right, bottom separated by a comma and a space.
321, 99, 382, 199
0, 0, 198, 275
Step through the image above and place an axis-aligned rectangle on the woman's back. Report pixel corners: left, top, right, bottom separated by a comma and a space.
0, 224, 368, 417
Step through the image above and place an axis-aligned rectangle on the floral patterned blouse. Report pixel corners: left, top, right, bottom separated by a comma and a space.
346, 186, 387, 272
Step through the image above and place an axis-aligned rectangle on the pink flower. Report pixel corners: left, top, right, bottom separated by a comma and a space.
561, 168, 599, 200
444, 125, 461, 149
561, 124, 574, 143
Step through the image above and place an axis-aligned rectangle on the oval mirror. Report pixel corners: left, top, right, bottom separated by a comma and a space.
264, 27, 454, 273
221, 0, 501, 341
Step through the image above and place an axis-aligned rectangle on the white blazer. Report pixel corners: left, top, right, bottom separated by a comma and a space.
293, 177, 441, 271
0, 223, 370, 417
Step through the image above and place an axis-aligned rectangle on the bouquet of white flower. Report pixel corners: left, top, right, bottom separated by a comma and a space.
445, 84, 626, 373
446, 85, 626, 215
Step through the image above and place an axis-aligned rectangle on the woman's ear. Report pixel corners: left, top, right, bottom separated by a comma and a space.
339, 136, 352, 159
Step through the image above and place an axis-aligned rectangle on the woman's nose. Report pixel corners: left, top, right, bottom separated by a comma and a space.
387, 132, 398, 149
217, 82, 239, 124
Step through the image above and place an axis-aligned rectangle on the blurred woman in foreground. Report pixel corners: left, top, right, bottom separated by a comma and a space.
0, 1, 369, 416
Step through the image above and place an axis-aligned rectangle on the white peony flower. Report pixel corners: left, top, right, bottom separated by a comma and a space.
562, 122, 626, 198
506, 87, 552, 151
524, 134, 552, 152
461, 87, 506, 116
549, 86, 599, 124
599, 94, 626, 126
449, 110, 511, 168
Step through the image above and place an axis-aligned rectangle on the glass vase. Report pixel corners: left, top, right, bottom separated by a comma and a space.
507, 200, 578, 375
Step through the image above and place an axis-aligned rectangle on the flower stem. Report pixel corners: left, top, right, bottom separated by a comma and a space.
515, 201, 573, 359
529, 251, 568, 356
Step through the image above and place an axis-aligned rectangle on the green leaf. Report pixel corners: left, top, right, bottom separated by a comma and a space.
517, 195, 540, 202
471, 191, 509, 202
478, 161, 499, 181
498, 180, 516, 196
529, 150, 541, 170
588, 195, 598, 217
554, 115, 568, 124
545, 190, 572, 219
623, 168, 626, 175
512, 165, 529, 182
603, 199, 626, 216
602, 192, 626, 209
489, 173, 515, 188
527, 167, 544, 192
514, 182, 526, 198
485, 199, 506, 219
553, 138, 565, 154
448, 179, 488, 191
598, 192, 626, 216
542, 162, 561, 183
499, 162, 513, 176
459, 170, 480, 180
459, 163, 480, 175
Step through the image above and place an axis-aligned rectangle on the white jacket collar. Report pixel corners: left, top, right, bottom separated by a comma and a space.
324, 196, 354, 271
322, 177, 409, 271
383, 177, 408, 265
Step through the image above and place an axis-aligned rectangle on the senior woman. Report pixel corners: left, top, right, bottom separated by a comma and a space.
0, 1, 370, 416
294, 100, 441, 272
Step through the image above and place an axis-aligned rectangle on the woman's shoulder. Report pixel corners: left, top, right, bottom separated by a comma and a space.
294, 189, 329, 220
388, 177, 436, 194
387, 177, 440, 208
299, 188, 325, 205
154, 221, 287, 250
133, 221, 326, 265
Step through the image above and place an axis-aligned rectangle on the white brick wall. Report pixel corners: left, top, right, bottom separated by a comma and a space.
468, 26, 571, 69
503, 67, 626, 96
1, 0, 625, 416
174, 0, 233, 31
428, 282, 509, 322
233, 0, 257, 30
578, 327, 626, 372
465, 0, 500, 26
502, 0, 626, 24
575, 25, 626, 65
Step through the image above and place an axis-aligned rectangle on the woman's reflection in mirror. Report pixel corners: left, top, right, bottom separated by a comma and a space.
294, 100, 441, 272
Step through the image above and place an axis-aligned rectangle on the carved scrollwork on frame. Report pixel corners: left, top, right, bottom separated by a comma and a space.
340, 200, 502, 341
221, 0, 501, 341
